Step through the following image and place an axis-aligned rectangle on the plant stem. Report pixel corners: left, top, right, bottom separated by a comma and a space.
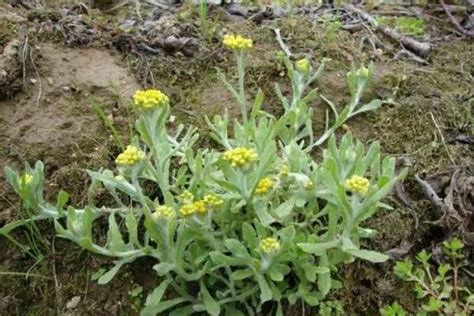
235, 51, 248, 125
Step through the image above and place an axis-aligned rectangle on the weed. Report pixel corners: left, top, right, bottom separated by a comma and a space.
395, 17, 425, 37
380, 238, 474, 315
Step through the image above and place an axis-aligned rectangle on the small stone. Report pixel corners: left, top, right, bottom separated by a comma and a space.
30, 78, 37, 84
62, 86, 70, 92
66, 296, 81, 309
227, 3, 248, 17
47, 77, 54, 85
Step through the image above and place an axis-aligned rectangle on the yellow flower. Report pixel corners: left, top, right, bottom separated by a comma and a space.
133, 89, 169, 110
304, 180, 314, 190
203, 194, 223, 207
256, 177, 274, 195
296, 58, 310, 73
180, 203, 196, 217
193, 200, 207, 215
20, 174, 33, 185
115, 145, 146, 166
222, 34, 253, 51
223, 147, 258, 168
179, 191, 194, 203
279, 164, 289, 177
260, 237, 280, 254
345, 175, 370, 196
153, 205, 174, 220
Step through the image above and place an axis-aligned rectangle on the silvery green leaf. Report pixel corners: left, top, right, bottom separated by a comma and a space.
106, 213, 128, 253
98, 257, 136, 285
200, 284, 220, 316
274, 199, 295, 219
255, 207, 276, 226
231, 269, 254, 281
242, 223, 257, 249
346, 249, 389, 263
350, 99, 382, 117
153, 262, 175, 276
224, 239, 251, 259
256, 274, 273, 302
142, 289, 185, 315
298, 239, 341, 255
317, 254, 331, 296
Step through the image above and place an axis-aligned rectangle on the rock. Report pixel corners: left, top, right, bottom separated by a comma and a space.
227, 3, 248, 17
65, 296, 81, 309
0, 39, 22, 99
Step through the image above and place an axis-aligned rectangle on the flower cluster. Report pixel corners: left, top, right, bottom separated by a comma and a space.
303, 180, 314, 190
153, 205, 174, 220
193, 200, 207, 215
179, 191, 194, 203
279, 164, 289, 177
180, 200, 208, 217
256, 177, 274, 195
20, 174, 33, 185
180, 204, 196, 217
222, 34, 253, 51
345, 175, 370, 196
133, 89, 169, 110
296, 58, 310, 74
260, 237, 280, 254
115, 145, 146, 166
203, 194, 223, 207
223, 147, 258, 168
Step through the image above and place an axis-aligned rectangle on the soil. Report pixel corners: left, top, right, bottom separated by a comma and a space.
0, 1, 473, 315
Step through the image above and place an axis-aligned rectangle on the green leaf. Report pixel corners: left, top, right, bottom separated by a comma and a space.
351, 99, 382, 117
268, 267, 284, 282
125, 210, 140, 248
302, 290, 320, 306
169, 305, 194, 316
274, 199, 295, 219
106, 213, 128, 252
251, 89, 265, 120
56, 190, 69, 211
231, 269, 254, 281
98, 259, 129, 284
201, 284, 220, 315
153, 262, 175, 276
225, 239, 251, 259
141, 297, 186, 316
347, 249, 389, 263
317, 254, 332, 297
242, 223, 257, 249
255, 207, 276, 226
142, 279, 172, 311
256, 274, 273, 302
298, 239, 341, 256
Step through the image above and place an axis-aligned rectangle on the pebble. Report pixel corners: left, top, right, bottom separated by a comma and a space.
65, 296, 81, 309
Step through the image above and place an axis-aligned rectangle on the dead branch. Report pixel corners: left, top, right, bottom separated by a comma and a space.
414, 174, 445, 217
441, 0, 474, 37
345, 4, 431, 57
273, 28, 293, 58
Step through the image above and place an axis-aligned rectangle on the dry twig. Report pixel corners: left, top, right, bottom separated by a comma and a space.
273, 28, 293, 58
441, 0, 474, 37
345, 4, 431, 57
